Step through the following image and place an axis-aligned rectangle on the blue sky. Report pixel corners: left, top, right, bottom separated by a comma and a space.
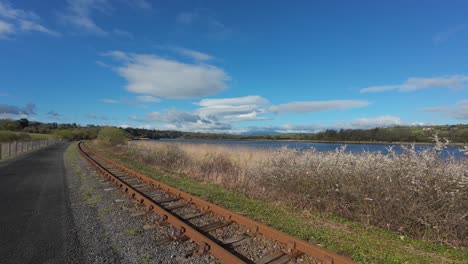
1, 0, 468, 133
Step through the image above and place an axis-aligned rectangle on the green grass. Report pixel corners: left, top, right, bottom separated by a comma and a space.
137, 255, 151, 264
88, 144, 467, 264
126, 228, 138, 236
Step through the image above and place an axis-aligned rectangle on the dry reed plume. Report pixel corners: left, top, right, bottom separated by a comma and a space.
124, 138, 467, 246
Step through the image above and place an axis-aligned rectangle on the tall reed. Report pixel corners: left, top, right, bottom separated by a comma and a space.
124, 139, 467, 246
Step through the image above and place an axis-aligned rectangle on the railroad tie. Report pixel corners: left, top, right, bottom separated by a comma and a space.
222, 234, 249, 248
257, 251, 287, 264
199, 220, 232, 233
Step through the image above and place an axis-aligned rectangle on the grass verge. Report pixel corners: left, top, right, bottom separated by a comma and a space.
89, 143, 467, 264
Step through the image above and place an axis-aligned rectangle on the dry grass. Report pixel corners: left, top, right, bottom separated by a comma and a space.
126, 139, 467, 247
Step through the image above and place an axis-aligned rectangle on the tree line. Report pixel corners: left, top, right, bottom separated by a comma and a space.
1, 118, 467, 143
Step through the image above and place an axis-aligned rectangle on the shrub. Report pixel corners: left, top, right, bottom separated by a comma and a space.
0, 131, 32, 142
97, 127, 128, 146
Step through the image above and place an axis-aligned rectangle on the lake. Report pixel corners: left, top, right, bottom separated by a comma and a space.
158, 139, 466, 158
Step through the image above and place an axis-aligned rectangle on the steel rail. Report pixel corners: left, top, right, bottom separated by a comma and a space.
78, 142, 246, 263
79, 142, 355, 264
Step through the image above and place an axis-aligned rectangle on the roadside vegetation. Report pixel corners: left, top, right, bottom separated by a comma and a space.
89, 139, 467, 263
0, 118, 100, 141
0, 130, 55, 142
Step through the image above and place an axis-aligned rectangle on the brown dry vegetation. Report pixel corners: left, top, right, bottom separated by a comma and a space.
125, 139, 467, 247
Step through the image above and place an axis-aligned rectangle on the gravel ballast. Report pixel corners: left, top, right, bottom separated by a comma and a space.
65, 145, 217, 264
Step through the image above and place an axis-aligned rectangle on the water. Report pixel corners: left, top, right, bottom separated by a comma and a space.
157, 138, 466, 158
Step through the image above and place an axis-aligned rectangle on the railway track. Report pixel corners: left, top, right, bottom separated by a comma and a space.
78, 142, 354, 264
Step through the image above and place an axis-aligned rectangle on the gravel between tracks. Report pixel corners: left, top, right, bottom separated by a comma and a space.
65, 147, 217, 264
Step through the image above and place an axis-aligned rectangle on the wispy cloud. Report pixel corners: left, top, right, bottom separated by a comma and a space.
60, 0, 145, 36
337, 115, 403, 129
423, 100, 468, 120
99, 98, 119, 104
19, 19, 60, 36
171, 47, 213, 61
86, 113, 109, 120
196, 96, 270, 122
136, 95, 160, 102
60, 0, 110, 35
46, 110, 61, 120
175, 10, 231, 40
0, 1, 59, 38
198, 96, 268, 107
113, 28, 133, 38
0, 1, 38, 20
268, 100, 369, 113
99, 96, 158, 107
433, 24, 466, 45
0, 19, 13, 37
361, 75, 468, 93
103, 51, 230, 99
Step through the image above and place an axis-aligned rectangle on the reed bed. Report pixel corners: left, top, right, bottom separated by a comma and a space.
125, 140, 467, 246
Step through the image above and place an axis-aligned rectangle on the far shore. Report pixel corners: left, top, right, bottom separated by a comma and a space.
136, 138, 467, 146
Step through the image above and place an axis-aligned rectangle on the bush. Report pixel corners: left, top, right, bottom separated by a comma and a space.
97, 127, 128, 146
0, 131, 32, 142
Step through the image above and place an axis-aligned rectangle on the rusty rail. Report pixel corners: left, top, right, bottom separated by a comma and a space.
78, 142, 355, 264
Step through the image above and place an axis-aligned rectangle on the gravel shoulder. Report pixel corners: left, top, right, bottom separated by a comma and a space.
65, 143, 216, 264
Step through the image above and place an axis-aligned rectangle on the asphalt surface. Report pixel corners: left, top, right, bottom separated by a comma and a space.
0, 143, 82, 264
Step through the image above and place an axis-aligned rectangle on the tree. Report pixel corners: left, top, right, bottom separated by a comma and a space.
18, 118, 30, 129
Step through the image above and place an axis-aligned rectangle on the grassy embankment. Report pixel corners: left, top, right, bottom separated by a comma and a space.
0, 130, 55, 142
87, 140, 467, 263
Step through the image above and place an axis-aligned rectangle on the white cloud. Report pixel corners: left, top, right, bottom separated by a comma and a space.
198, 96, 269, 107
130, 109, 232, 132
136, 95, 160, 102
172, 47, 213, 61
19, 20, 60, 36
196, 96, 270, 122
99, 96, 159, 107
100, 98, 119, 103
342, 115, 403, 129
0, 19, 13, 37
128, 96, 271, 131
60, 0, 109, 35
105, 51, 230, 99
268, 100, 369, 113
128, 96, 373, 132
60, 0, 147, 35
102, 50, 130, 61
0, 2, 58, 38
361, 75, 468, 93
423, 100, 468, 120
0, 2, 38, 20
